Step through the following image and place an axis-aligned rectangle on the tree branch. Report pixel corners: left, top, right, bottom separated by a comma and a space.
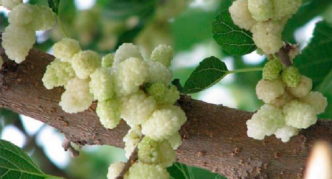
0, 49, 331, 179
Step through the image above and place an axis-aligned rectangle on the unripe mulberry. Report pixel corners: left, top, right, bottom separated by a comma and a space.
147, 83, 180, 105
256, 79, 285, 103
123, 127, 143, 158
248, 0, 274, 22
246, 104, 285, 140
121, 91, 156, 127
273, 0, 302, 20
282, 66, 301, 88
89, 68, 114, 101
42, 59, 75, 89
252, 21, 284, 54
126, 163, 169, 179
287, 75, 312, 98
146, 60, 172, 84
107, 162, 125, 179
166, 132, 182, 150
262, 58, 282, 80
274, 126, 299, 143
96, 100, 121, 129
301, 92, 327, 114
102, 53, 114, 68
53, 38, 81, 62
229, 0, 257, 30
33, 5, 56, 31
113, 43, 143, 66
71, 50, 101, 79
142, 105, 186, 140
150, 44, 173, 67
8, 4, 35, 26
283, 100, 317, 129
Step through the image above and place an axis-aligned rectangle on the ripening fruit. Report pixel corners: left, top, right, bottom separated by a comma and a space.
96, 100, 121, 129
229, 0, 257, 30
71, 50, 101, 79
113, 43, 143, 66
107, 162, 125, 179
121, 91, 156, 127
89, 68, 114, 101
270, 91, 293, 108
283, 100, 317, 129
146, 60, 172, 84
246, 104, 285, 140
282, 66, 301, 88
102, 53, 114, 68
248, 0, 274, 22
146, 83, 180, 105
59, 78, 93, 113
287, 75, 312, 98
166, 132, 182, 150
2, 0, 22, 9
256, 79, 285, 103
123, 127, 143, 158
273, 0, 302, 20
137, 137, 176, 167
301, 92, 328, 114
142, 105, 187, 140
2, 24, 36, 63
53, 38, 81, 62
8, 4, 35, 26
42, 59, 75, 89
262, 58, 283, 80
274, 125, 299, 143
114, 57, 148, 96
150, 44, 173, 67
252, 20, 284, 54
126, 163, 169, 179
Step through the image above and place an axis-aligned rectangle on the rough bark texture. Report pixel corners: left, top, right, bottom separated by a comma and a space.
0, 49, 331, 179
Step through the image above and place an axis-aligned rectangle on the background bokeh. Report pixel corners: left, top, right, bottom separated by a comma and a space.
1, 0, 331, 178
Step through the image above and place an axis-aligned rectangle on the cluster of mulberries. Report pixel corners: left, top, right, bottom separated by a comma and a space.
247, 59, 327, 142
1, 3, 56, 63
229, 0, 302, 54
42, 39, 186, 179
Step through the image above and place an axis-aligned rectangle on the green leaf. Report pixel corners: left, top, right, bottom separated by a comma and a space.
212, 10, 256, 56
183, 56, 228, 94
0, 140, 62, 179
168, 162, 227, 179
295, 21, 332, 87
48, 0, 60, 14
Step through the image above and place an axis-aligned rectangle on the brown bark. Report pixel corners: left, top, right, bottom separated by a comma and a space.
0, 49, 331, 179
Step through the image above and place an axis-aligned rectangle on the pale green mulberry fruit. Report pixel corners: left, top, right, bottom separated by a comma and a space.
71, 50, 101, 79
248, 0, 274, 22
273, 0, 302, 20
252, 21, 284, 54
150, 44, 173, 67
256, 79, 285, 103
229, 0, 257, 30
8, 4, 35, 25
287, 75, 312, 98
53, 38, 81, 62
42, 59, 75, 89
2, 24, 36, 63
142, 105, 187, 140
262, 58, 282, 80
114, 43, 143, 66
121, 91, 156, 127
107, 162, 125, 179
126, 163, 169, 179
246, 104, 285, 140
32, 5, 56, 31
138, 137, 175, 167
301, 92, 327, 114
283, 100, 317, 129
123, 127, 143, 158
146, 60, 172, 84
114, 57, 148, 96
89, 68, 114, 101
2, 0, 22, 9
96, 100, 121, 129
282, 66, 301, 88
274, 125, 299, 143
166, 132, 182, 150
147, 83, 180, 105
59, 78, 93, 113
102, 53, 114, 68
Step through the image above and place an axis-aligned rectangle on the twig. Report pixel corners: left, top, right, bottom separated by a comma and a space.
62, 138, 80, 157
276, 44, 298, 67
